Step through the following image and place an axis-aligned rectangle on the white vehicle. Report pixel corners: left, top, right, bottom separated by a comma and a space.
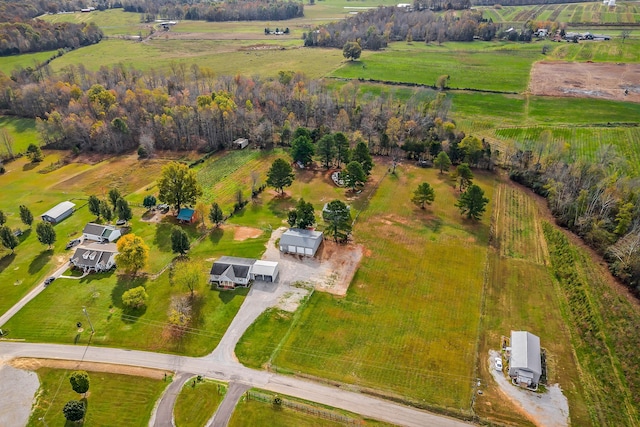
495, 356, 503, 371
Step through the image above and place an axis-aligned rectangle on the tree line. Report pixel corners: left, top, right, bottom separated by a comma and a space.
122, 0, 303, 22
0, 20, 103, 56
0, 63, 452, 155
0, 0, 94, 22
508, 144, 640, 296
303, 7, 498, 50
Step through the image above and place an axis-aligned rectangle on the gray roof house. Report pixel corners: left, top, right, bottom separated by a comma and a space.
508, 331, 542, 388
209, 256, 279, 289
41, 201, 75, 224
279, 228, 323, 257
82, 223, 121, 242
70, 247, 117, 273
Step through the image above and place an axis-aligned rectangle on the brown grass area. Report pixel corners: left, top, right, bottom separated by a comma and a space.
313, 240, 364, 296
530, 61, 640, 102
233, 226, 263, 241
8, 358, 170, 379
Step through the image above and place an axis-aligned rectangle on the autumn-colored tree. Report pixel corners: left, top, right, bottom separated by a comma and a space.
115, 234, 149, 275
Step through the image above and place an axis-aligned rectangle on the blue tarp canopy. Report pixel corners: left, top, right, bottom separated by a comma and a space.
177, 208, 195, 221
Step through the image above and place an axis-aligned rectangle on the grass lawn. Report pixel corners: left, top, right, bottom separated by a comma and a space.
29, 367, 167, 426
261, 164, 496, 413
0, 116, 41, 156
331, 41, 543, 92
236, 308, 295, 369
229, 389, 395, 427
475, 183, 590, 426
174, 379, 226, 427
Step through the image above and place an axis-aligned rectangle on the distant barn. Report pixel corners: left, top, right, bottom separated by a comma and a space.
41, 201, 75, 224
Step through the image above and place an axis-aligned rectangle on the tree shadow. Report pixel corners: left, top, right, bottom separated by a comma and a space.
267, 196, 295, 218
153, 220, 174, 252
18, 228, 32, 243
111, 274, 148, 323
78, 269, 115, 285
28, 249, 53, 275
189, 294, 206, 330
22, 162, 38, 171
216, 287, 249, 304
0, 253, 16, 274
209, 227, 224, 245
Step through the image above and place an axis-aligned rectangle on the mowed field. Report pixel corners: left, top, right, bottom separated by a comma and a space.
240, 163, 496, 413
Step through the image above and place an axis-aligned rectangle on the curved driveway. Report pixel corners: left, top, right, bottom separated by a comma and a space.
0, 342, 471, 427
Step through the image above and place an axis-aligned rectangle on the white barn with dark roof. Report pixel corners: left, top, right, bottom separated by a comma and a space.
508, 331, 542, 388
41, 201, 75, 224
279, 228, 323, 257
209, 256, 279, 289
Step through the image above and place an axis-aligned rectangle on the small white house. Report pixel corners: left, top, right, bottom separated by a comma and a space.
232, 138, 249, 149
82, 223, 121, 243
70, 247, 117, 273
279, 228, 323, 257
209, 256, 279, 288
508, 331, 542, 389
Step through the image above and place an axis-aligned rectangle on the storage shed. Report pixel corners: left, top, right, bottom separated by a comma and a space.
233, 138, 249, 149
279, 228, 323, 257
177, 208, 197, 223
41, 201, 75, 224
508, 331, 542, 388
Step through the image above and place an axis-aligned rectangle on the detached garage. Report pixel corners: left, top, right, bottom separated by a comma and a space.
250, 260, 279, 282
279, 228, 323, 257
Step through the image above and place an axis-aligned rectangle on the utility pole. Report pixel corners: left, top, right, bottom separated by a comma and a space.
82, 306, 95, 335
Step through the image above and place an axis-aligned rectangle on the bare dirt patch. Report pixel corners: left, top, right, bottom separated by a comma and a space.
530, 61, 640, 103
233, 226, 263, 241
9, 358, 171, 379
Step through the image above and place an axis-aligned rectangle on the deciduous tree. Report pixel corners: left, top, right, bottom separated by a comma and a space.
122, 286, 148, 310
412, 182, 436, 209
116, 198, 132, 222
323, 200, 352, 243
290, 135, 314, 165
172, 259, 206, 298
19, 205, 33, 227
143, 195, 157, 210
0, 225, 18, 253
171, 226, 190, 255
158, 162, 203, 212
62, 400, 85, 422
108, 188, 122, 209
69, 371, 90, 395
456, 184, 489, 220
116, 234, 149, 275
342, 41, 362, 61
26, 143, 44, 163
88, 195, 101, 218
289, 199, 315, 229
36, 221, 56, 249
100, 200, 113, 222
267, 158, 295, 195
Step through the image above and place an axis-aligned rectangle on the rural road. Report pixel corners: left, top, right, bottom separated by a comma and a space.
206, 381, 250, 427
149, 372, 191, 427
0, 342, 472, 427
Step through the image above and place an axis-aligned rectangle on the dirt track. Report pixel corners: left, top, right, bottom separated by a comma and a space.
530, 61, 640, 103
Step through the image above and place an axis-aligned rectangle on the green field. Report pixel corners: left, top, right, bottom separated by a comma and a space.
29, 367, 167, 426
0, 116, 41, 155
477, 2, 640, 26
174, 379, 226, 427
332, 42, 543, 92
0, 51, 58, 75
40, 9, 149, 36
244, 165, 496, 412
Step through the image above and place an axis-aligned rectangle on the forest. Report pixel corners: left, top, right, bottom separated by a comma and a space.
510, 147, 640, 295
0, 21, 103, 56
121, 0, 304, 22
304, 7, 498, 49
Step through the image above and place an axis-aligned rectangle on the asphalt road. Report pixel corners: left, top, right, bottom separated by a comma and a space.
207, 381, 250, 427
0, 342, 471, 427
149, 372, 191, 427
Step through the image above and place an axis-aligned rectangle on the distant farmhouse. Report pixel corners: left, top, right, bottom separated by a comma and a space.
70, 246, 117, 273
41, 201, 75, 224
508, 331, 542, 389
82, 223, 121, 243
279, 228, 323, 257
209, 256, 279, 289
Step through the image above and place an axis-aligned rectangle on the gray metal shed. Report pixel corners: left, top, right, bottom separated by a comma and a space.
508, 331, 542, 387
279, 228, 323, 257
41, 201, 75, 224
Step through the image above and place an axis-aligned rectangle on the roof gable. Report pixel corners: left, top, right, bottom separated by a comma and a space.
42, 201, 75, 219
510, 331, 542, 375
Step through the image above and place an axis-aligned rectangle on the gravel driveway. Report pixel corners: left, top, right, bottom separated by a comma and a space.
0, 363, 39, 427
488, 350, 569, 427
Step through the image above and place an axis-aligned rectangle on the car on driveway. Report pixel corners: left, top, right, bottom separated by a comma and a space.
495, 356, 503, 371
157, 204, 170, 213
65, 238, 81, 250
116, 219, 127, 226
44, 277, 55, 286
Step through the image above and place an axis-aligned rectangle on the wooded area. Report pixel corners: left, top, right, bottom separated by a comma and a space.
0, 21, 103, 56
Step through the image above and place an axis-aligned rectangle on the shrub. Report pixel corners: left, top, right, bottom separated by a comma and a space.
122, 286, 148, 309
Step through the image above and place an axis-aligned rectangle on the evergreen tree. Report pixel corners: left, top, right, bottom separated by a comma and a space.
108, 188, 122, 209
290, 135, 315, 165
323, 200, 352, 243
456, 184, 489, 220
209, 202, 224, 227
434, 151, 452, 174
352, 141, 373, 175
116, 198, 132, 222
266, 158, 295, 195
88, 195, 101, 218
316, 134, 336, 168
411, 182, 436, 209
342, 161, 366, 190
19, 205, 33, 227
171, 226, 190, 255
0, 225, 19, 253
0, 210, 6, 225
